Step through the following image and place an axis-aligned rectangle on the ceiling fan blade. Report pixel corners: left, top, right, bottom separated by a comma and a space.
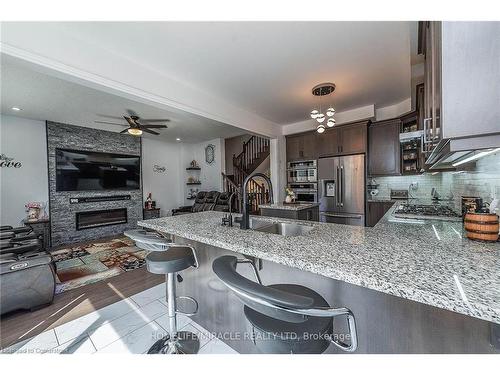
124, 116, 136, 126
96, 114, 126, 120
141, 128, 160, 135
140, 124, 168, 128
120, 129, 129, 134
95, 120, 128, 126
140, 119, 170, 122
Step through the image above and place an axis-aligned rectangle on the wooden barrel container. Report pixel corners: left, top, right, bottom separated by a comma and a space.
464, 213, 499, 242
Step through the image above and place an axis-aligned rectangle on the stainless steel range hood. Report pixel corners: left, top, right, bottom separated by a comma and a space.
425, 134, 500, 170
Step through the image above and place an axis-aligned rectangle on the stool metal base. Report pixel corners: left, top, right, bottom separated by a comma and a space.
147, 331, 200, 354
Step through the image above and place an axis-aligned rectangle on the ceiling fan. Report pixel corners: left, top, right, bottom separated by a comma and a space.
95, 110, 170, 136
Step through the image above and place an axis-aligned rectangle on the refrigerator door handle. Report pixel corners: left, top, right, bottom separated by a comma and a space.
335, 166, 340, 206
340, 165, 344, 207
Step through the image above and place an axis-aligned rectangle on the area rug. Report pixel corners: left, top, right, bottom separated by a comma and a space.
50, 237, 147, 294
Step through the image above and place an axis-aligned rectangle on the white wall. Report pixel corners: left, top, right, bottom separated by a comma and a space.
141, 137, 183, 217
180, 138, 224, 206
375, 98, 412, 121
0, 115, 48, 226
270, 136, 287, 203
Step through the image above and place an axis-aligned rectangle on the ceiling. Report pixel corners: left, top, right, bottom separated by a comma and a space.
46, 21, 414, 125
0, 56, 246, 142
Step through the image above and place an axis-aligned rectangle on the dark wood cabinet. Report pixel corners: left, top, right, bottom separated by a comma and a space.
368, 119, 401, 176
366, 201, 394, 227
260, 206, 319, 222
286, 135, 301, 161
143, 208, 161, 219
286, 121, 368, 163
286, 132, 317, 161
301, 132, 317, 160
317, 128, 339, 157
316, 121, 368, 158
337, 122, 368, 155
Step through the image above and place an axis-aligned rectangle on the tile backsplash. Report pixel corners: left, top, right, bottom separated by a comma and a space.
370, 152, 500, 205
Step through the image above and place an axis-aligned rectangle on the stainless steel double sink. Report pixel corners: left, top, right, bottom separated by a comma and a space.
248, 218, 314, 237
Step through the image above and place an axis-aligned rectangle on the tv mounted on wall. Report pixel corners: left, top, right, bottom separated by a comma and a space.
55, 148, 141, 191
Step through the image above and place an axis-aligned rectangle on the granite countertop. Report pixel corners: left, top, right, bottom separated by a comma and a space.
259, 202, 319, 211
138, 207, 500, 324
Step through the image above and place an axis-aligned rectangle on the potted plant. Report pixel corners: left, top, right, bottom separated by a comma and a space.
285, 188, 296, 204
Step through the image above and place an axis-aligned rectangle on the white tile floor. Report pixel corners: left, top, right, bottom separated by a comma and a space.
2, 283, 238, 354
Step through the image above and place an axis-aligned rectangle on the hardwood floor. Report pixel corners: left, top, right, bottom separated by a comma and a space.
0, 267, 164, 349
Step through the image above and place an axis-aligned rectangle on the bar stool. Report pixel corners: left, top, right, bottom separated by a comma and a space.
212, 255, 358, 354
125, 229, 200, 354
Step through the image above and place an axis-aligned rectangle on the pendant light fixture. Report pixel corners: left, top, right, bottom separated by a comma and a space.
310, 83, 336, 133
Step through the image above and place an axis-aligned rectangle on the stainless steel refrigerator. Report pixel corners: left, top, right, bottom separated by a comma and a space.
318, 154, 365, 226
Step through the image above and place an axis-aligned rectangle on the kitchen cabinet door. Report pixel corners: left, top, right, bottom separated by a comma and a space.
286, 135, 301, 161
286, 132, 318, 161
317, 128, 339, 157
338, 122, 368, 155
367, 201, 393, 227
301, 131, 318, 160
441, 22, 500, 139
369, 119, 401, 176
297, 206, 319, 221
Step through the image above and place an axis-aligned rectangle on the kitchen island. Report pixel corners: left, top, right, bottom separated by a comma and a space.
259, 202, 319, 221
137, 208, 500, 353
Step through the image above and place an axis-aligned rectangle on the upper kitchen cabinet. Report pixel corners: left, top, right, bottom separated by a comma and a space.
286, 134, 301, 161
316, 120, 368, 158
286, 131, 318, 161
337, 121, 368, 155
420, 22, 500, 169
317, 128, 339, 157
368, 118, 401, 176
440, 22, 500, 140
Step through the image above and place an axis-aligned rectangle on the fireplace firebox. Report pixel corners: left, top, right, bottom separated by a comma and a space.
76, 208, 128, 230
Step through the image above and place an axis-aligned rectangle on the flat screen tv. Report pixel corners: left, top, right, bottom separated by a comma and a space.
56, 148, 141, 191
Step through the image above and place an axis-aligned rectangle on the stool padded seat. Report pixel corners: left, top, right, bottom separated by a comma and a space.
146, 247, 196, 274
244, 284, 333, 354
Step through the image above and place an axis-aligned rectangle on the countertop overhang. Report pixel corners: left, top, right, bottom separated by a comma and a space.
259, 203, 319, 211
137, 207, 500, 325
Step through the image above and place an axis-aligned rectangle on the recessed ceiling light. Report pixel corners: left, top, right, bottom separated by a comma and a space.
176, 138, 181, 141
11, 107, 22, 111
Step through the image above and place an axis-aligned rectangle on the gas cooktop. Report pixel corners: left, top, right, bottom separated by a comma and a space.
393, 203, 462, 222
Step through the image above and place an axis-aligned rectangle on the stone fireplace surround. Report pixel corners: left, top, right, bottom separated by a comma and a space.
47, 122, 142, 246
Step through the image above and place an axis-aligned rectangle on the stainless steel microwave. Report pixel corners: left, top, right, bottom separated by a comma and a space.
287, 160, 317, 183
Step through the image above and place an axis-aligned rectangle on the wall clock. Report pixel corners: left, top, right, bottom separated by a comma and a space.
205, 144, 215, 165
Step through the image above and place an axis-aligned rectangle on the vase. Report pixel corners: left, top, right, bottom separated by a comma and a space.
285, 195, 292, 203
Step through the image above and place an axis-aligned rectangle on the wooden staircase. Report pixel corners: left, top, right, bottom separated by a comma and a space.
222, 135, 271, 213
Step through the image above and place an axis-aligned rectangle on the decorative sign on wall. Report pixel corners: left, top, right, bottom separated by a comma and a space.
0, 153, 22, 168
205, 144, 215, 165
153, 164, 166, 173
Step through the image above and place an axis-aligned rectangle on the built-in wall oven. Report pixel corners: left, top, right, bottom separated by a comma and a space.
288, 182, 317, 203
287, 160, 317, 183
